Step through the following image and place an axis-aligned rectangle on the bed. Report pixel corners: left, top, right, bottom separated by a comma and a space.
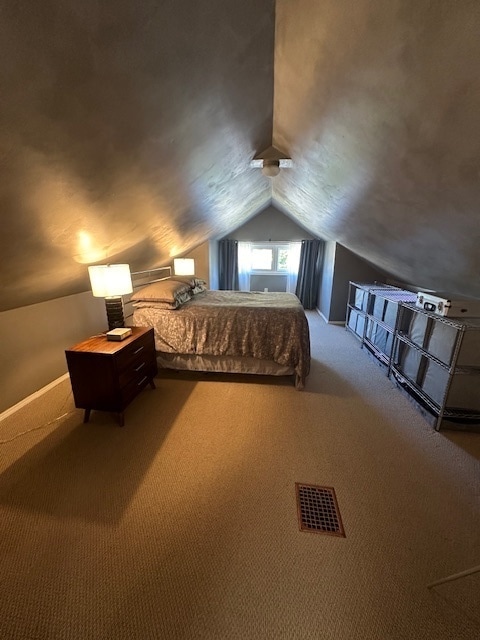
126, 268, 311, 389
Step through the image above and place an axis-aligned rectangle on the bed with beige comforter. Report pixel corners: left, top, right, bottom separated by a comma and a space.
133, 290, 310, 389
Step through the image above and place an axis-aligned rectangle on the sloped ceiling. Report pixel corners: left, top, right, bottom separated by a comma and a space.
1, 0, 479, 311
273, 0, 480, 298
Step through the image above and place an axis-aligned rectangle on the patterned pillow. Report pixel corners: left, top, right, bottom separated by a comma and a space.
170, 275, 207, 293
192, 283, 207, 294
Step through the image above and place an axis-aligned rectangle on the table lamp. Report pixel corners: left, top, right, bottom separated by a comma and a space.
173, 258, 195, 275
88, 264, 133, 330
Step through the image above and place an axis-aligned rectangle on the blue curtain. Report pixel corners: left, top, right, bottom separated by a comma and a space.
218, 239, 239, 290
295, 239, 324, 308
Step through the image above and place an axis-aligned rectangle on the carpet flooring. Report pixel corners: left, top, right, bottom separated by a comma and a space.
0, 311, 479, 639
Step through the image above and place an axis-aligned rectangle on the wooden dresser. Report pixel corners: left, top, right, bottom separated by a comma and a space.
65, 327, 157, 426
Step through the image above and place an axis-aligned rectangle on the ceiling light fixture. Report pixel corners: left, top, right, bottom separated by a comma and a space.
261, 160, 280, 178
250, 145, 292, 179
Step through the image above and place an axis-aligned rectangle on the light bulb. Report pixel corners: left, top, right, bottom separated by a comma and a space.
262, 160, 280, 178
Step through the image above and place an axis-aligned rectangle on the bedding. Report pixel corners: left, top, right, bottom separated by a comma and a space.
169, 275, 208, 294
131, 279, 192, 308
132, 289, 310, 389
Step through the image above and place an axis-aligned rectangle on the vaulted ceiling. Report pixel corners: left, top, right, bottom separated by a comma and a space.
1, 0, 480, 311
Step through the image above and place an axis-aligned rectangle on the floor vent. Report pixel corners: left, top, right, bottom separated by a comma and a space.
296, 483, 345, 537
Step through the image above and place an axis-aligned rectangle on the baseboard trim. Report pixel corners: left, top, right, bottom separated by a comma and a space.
0, 373, 70, 423
315, 308, 345, 325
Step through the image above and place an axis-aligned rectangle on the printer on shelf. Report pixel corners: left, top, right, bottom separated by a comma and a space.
415, 292, 480, 318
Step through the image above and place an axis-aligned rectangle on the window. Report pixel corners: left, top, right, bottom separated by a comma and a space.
238, 241, 301, 293
250, 244, 290, 274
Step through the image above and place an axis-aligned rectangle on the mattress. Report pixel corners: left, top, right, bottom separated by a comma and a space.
133, 290, 311, 389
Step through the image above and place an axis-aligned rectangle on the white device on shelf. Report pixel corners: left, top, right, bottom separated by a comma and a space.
416, 292, 480, 318
106, 327, 133, 341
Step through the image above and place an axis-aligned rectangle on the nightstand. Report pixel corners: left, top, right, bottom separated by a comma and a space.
65, 327, 158, 426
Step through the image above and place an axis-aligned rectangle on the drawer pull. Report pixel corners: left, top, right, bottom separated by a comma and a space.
134, 362, 146, 373
137, 375, 148, 387
133, 346, 144, 355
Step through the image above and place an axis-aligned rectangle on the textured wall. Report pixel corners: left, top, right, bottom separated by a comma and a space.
274, 0, 480, 298
0, 291, 106, 414
2, 0, 480, 315
224, 204, 314, 241
0, 0, 274, 311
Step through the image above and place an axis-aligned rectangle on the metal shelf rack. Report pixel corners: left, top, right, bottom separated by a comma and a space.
390, 303, 480, 431
346, 284, 480, 432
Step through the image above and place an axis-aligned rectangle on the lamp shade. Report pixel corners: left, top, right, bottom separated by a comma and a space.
173, 258, 195, 276
88, 264, 133, 298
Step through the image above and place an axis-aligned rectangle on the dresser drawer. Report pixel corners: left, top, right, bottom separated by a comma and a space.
115, 331, 154, 374
118, 351, 157, 388
120, 368, 155, 406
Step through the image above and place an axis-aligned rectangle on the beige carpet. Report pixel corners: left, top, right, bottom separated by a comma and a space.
0, 311, 479, 639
